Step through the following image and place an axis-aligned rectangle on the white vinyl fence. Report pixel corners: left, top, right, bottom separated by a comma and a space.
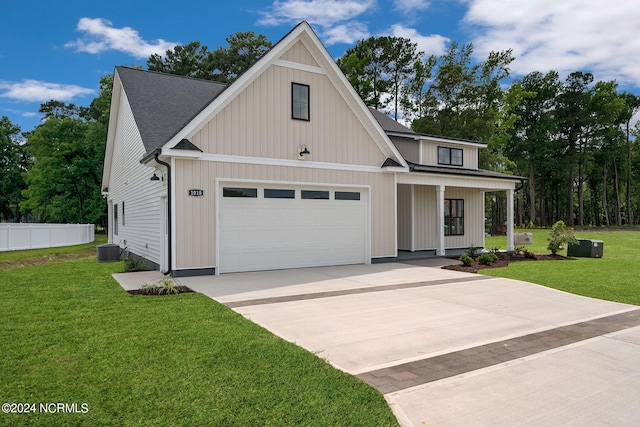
0, 223, 95, 252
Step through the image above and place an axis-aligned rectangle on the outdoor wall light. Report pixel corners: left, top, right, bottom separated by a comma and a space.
299, 144, 310, 158
150, 172, 161, 181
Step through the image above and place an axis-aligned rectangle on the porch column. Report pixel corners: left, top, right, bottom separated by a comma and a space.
506, 188, 515, 251
436, 185, 446, 256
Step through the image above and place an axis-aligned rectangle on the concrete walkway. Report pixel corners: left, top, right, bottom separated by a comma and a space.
114, 262, 640, 426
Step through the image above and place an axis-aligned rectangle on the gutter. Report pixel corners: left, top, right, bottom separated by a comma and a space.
153, 151, 172, 276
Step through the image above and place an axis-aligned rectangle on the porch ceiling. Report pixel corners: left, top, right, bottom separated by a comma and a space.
397, 170, 522, 191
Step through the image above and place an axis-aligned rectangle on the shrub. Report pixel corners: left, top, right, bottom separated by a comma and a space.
547, 220, 578, 255
140, 277, 187, 295
477, 253, 499, 265
156, 277, 187, 295
465, 244, 481, 258
459, 253, 473, 266
141, 282, 159, 294
488, 246, 500, 255
124, 254, 148, 272
523, 249, 537, 260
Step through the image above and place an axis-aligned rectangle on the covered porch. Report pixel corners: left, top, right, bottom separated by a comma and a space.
397, 168, 523, 256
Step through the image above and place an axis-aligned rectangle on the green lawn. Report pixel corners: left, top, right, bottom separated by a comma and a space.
0, 250, 398, 426
0, 234, 107, 268
484, 228, 640, 306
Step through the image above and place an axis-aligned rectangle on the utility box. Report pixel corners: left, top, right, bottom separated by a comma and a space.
514, 232, 533, 245
96, 243, 121, 262
567, 239, 603, 258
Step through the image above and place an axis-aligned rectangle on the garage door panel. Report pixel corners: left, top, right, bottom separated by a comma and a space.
219, 184, 367, 273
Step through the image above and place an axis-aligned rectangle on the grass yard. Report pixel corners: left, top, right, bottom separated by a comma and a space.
0, 234, 107, 269
484, 228, 640, 306
0, 247, 398, 426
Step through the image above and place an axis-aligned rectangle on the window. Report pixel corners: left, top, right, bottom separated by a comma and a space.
264, 189, 295, 199
444, 199, 464, 236
335, 191, 360, 201
301, 190, 329, 200
113, 203, 118, 235
223, 187, 257, 198
292, 83, 310, 121
438, 147, 463, 166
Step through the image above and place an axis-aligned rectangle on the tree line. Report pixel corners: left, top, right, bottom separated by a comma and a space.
1, 30, 639, 228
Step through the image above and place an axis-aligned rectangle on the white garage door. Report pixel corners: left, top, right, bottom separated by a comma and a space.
219, 184, 367, 273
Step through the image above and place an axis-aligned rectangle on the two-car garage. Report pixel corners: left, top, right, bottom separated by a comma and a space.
218, 182, 369, 273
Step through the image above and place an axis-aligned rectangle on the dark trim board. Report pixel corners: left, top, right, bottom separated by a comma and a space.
373, 248, 478, 263
171, 267, 217, 278
125, 250, 160, 271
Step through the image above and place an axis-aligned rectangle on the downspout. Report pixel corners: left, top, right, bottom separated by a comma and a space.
154, 152, 172, 276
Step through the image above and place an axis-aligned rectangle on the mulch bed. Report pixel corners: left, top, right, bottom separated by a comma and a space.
443, 252, 573, 274
126, 287, 195, 296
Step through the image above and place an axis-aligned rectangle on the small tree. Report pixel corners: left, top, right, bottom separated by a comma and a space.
547, 220, 578, 255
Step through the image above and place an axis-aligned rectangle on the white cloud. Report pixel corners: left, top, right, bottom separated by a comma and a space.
0, 80, 95, 103
387, 24, 449, 56
65, 18, 178, 58
259, 0, 376, 27
323, 22, 370, 45
463, 0, 640, 85
394, 0, 430, 13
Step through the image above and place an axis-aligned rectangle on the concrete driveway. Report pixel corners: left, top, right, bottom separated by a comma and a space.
115, 262, 640, 426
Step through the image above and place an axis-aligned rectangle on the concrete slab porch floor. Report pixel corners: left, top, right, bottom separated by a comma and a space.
113, 262, 640, 426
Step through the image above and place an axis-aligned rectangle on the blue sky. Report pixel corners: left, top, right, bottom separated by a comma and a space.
2, 0, 640, 134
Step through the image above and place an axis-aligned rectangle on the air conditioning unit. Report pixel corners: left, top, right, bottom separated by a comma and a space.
96, 243, 121, 262
567, 239, 604, 258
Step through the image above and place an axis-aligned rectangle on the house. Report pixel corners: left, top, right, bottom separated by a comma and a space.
101, 21, 522, 276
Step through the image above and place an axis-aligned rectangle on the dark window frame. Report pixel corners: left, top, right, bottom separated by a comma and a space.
264, 189, 295, 199
444, 199, 464, 236
301, 190, 329, 200
438, 146, 463, 166
292, 82, 310, 121
223, 187, 258, 198
335, 191, 361, 201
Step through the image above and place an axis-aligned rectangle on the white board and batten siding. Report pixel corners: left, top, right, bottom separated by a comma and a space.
173, 38, 399, 273
189, 66, 387, 167
172, 160, 396, 273
107, 90, 166, 266
420, 140, 479, 170
397, 184, 485, 251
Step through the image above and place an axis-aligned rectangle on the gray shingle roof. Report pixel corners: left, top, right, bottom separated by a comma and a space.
369, 108, 487, 146
116, 66, 228, 155
369, 108, 417, 135
407, 161, 524, 180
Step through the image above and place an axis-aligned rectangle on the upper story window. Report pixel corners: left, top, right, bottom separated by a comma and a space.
292, 83, 310, 121
438, 147, 463, 166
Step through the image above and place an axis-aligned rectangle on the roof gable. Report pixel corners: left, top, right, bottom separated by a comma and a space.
115, 66, 227, 154
160, 21, 408, 169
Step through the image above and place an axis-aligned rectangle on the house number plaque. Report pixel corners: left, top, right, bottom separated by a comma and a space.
188, 189, 204, 197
